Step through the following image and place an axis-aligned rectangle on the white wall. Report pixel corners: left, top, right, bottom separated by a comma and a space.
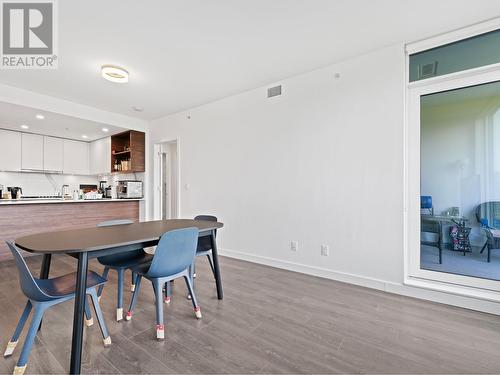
148, 44, 406, 285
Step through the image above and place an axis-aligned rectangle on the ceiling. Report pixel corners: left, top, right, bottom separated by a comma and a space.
0, 0, 499, 120
0, 102, 125, 141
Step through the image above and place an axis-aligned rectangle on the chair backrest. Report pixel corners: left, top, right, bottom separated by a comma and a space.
421, 196, 433, 209
476, 202, 500, 229
146, 227, 199, 278
96, 219, 144, 261
6, 241, 52, 301
194, 215, 217, 252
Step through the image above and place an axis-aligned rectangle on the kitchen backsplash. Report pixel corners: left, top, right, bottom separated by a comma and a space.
0, 171, 144, 197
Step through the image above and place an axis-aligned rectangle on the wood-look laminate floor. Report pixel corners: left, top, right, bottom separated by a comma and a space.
1, 255, 500, 374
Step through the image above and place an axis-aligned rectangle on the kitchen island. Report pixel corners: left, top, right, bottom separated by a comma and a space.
0, 199, 142, 261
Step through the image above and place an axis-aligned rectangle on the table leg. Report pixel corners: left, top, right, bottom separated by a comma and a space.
210, 230, 223, 300
39, 254, 52, 279
70, 252, 88, 375
38, 254, 52, 331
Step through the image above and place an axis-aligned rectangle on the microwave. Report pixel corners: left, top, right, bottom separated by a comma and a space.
117, 180, 143, 199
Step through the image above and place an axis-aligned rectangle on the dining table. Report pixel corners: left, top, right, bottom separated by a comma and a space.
14, 219, 224, 375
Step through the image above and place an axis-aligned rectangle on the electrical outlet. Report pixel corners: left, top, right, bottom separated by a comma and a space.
290, 241, 298, 252
321, 244, 329, 256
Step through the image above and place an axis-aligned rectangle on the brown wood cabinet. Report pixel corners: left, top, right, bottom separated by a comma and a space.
111, 130, 145, 173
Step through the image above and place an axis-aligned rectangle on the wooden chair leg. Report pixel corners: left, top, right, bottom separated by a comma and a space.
153, 280, 165, 340
84, 296, 93, 327
131, 271, 137, 292
164, 281, 172, 304
207, 253, 215, 276
116, 269, 124, 321
184, 275, 201, 319
97, 267, 110, 299
126, 275, 142, 321
15, 304, 47, 375
186, 264, 194, 300
480, 242, 488, 254
4, 301, 32, 357
88, 289, 111, 346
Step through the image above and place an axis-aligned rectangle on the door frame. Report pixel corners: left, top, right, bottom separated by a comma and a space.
404, 48, 500, 300
153, 138, 180, 220
404, 18, 500, 301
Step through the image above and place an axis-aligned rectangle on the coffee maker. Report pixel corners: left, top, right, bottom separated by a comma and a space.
8, 186, 22, 199
0, 184, 3, 199
99, 181, 107, 194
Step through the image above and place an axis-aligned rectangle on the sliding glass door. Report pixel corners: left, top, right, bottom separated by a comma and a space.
407, 68, 500, 292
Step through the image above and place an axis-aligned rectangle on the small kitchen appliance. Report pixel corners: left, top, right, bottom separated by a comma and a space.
0, 184, 3, 199
104, 186, 112, 199
79, 184, 98, 194
8, 186, 22, 199
117, 180, 143, 199
99, 181, 107, 194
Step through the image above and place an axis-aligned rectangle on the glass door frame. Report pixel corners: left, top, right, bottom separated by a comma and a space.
405, 62, 500, 297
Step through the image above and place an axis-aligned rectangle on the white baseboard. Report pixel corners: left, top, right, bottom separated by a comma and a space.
219, 248, 500, 315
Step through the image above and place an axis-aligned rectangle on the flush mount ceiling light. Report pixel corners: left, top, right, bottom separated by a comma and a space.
82, 135, 88, 139
35, 114, 44, 120
20, 124, 29, 129
101, 65, 129, 83
102, 127, 109, 132
132, 106, 143, 112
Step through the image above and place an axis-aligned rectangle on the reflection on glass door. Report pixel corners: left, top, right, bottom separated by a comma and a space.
420, 80, 500, 280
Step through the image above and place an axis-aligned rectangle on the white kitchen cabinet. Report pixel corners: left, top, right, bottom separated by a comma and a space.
21, 133, 44, 171
43, 136, 63, 172
89, 137, 111, 175
63, 139, 89, 175
0, 129, 22, 171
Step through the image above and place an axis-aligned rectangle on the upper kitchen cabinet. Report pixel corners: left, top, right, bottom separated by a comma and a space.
0, 129, 22, 171
43, 136, 63, 172
21, 133, 44, 171
90, 137, 111, 175
63, 139, 89, 175
111, 130, 145, 173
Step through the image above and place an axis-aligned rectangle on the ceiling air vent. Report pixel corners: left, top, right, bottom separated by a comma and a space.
418, 61, 438, 79
267, 85, 282, 98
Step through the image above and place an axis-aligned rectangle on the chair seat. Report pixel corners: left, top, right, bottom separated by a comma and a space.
37, 271, 107, 298
196, 249, 211, 257
98, 252, 153, 269
129, 262, 152, 276
490, 236, 500, 249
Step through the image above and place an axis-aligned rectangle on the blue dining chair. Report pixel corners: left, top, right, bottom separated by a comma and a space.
3, 241, 111, 375
164, 215, 218, 302
96, 219, 153, 321
125, 227, 202, 340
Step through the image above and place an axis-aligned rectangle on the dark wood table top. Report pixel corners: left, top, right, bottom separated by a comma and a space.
15, 219, 223, 254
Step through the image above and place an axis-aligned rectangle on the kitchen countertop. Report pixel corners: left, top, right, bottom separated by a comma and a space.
0, 198, 144, 205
